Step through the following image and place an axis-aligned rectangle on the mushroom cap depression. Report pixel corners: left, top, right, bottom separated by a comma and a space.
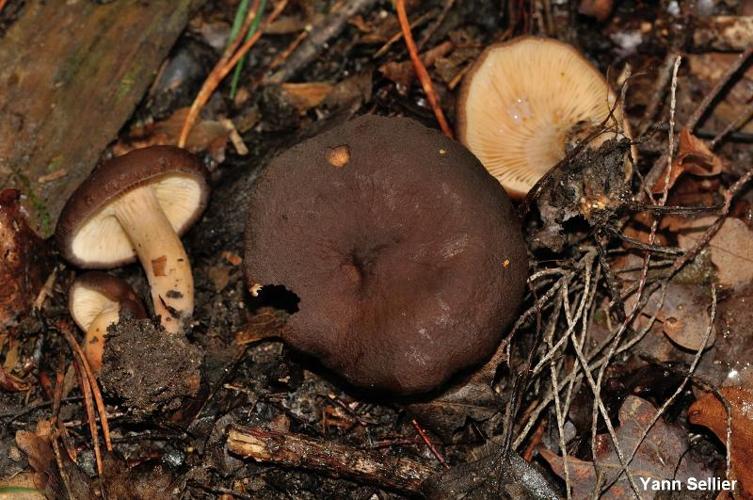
457, 36, 630, 197
69, 272, 146, 331
245, 115, 528, 394
56, 146, 209, 268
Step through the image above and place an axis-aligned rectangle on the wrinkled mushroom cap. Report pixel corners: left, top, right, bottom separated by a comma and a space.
56, 146, 209, 268
457, 36, 629, 197
69, 272, 146, 331
245, 115, 528, 394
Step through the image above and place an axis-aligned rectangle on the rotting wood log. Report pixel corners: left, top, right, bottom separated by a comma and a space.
227, 425, 435, 494
0, 0, 204, 236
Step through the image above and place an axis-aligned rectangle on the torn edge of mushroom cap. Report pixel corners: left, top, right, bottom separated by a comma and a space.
69, 272, 147, 331
456, 36, 633, 198
55, 146, 210, 269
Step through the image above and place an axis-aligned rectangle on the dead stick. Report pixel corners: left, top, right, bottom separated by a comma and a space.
61, 326, 112, 452
227, 425, 435, 494
265, 0, 379, 84
396, 0, 453, 139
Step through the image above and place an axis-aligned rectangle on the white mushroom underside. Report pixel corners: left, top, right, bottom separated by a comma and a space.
462, 38, 624, 195
70, 287, 118, 331
71, 175, 203, 265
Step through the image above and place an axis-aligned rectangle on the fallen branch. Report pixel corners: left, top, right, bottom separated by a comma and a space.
265, 0, 379, 84
227, 425, 435, 494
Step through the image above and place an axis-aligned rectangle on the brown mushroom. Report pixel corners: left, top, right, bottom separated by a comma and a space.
56, 146, 209, 334
244, 115, 528, 394
457, 36, 631, 197
69, 272, 147, 373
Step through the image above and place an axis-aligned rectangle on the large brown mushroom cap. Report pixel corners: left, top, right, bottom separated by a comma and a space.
56, 146, 209, 268
457, 36, 630, 197
245, 115, 528, 394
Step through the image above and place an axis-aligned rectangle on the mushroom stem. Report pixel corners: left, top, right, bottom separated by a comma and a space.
113, 185, 193, 334
83, 306, 119, 374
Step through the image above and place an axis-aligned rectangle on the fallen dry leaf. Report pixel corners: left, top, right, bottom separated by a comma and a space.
652, 128, 723, 193
688, 54, 753, 134
15, 421, 91, 499
658, 282, 716, 351
379, 41, 453, 89
676, 217, 753, 291
207, 264, 231, 292
407, 378, 499, 441
114, 107, 230, 162
0, 189, 52, 329
280, 82, 334, 113
579, 0, 614, 21
689, 387, 753, 497
541, 396, 711, 498
621, 265, 715, 352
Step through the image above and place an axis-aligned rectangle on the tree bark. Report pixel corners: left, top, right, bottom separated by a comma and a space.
0, 0, 203, 236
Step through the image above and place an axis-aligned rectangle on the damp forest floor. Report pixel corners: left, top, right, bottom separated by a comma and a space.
2, 0, 753, 499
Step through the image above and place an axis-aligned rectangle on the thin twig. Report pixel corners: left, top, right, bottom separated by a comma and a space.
179, 0, 289, 147
265, 0, 379, 83
395, 0, 453, 138
710, 99, 753, 148
412, 419, 450, 469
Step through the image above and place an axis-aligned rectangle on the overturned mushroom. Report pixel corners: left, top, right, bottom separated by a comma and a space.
56, 146, 209, 334
244, 115, 528, 394
69, 272, 147, 373
457, 36, 631, 197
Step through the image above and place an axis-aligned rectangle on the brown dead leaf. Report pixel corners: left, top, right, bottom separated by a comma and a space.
676, 217, 753, 291
0, 366, 29, 392
280, 82, 334, 113
621, 265, 715, 352
0, 189, 52, 329
114, 107, 229, 162
207, 265, 231, 292
659, 282, 716, 351
652, 128, 723, 193
379, 41, 453, 89
579, 0, 614, 21
407, 379, 499, 442
221, 251, 242, 266
541, 396, 711, 498
15, 422, 92, 499
235, 307, 289, 345
688, 54, 753, 134
689, 387, 753, 497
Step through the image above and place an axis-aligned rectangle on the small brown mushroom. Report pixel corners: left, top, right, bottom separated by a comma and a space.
457, 36, 631, 197
69, 272, 147, 374
244, 115, 528, 394
56, 146, 209, 334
